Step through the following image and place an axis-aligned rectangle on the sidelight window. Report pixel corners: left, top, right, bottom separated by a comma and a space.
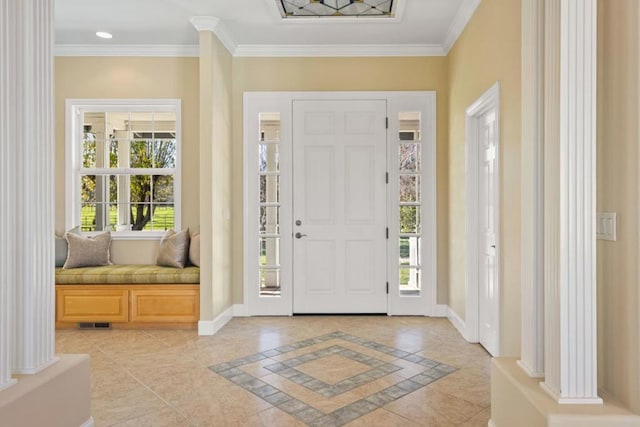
398, 112, 422, 296
258, 113, 282, 296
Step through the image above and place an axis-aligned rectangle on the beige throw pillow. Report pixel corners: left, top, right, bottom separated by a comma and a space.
157, 229, 190, 268
189, 228, 200, 267
55, 225, 80, 267
63, 231, 112, 269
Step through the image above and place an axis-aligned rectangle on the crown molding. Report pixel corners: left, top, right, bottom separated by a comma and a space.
189, 16, 237, 55
234, 43, 446, 57
442, 0, 481, 53
189, 16, 220, 32
55, 42, 447, 58
55, 44, 200, 57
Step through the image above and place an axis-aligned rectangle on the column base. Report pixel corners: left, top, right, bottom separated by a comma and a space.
491, 358, 640, 427
0, 354, 91, 427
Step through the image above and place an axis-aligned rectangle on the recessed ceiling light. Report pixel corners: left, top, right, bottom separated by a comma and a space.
96, 31, 112, 39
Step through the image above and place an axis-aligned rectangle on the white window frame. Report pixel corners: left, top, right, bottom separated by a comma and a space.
65, 99, 182, 240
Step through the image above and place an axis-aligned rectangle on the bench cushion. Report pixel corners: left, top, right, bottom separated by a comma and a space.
55, 265, 200, 285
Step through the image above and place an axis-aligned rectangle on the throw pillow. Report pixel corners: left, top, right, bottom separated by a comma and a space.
55, 226, 81, 267
63, 231, 112, 269
189, 228, 200, 267
157, 229, 190, 268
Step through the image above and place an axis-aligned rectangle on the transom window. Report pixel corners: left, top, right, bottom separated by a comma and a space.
66, 100, 181, 238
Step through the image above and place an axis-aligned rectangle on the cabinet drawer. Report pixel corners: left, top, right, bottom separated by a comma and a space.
56, 288, 128, 322
130, 288, 199, 323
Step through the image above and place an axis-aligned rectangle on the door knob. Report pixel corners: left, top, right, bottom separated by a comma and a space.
295, 232, 307, 239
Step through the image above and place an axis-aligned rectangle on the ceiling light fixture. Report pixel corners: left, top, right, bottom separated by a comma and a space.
95, 31, 113, 39
277, 0, 395, 18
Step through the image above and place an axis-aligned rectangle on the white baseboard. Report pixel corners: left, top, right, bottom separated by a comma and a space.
447, 306, 467, 339
488, 420, 496, 427
233, 304, 248, 317
198, 305, 234, 336
80, 417, 94, 427
431, 304, 448, 317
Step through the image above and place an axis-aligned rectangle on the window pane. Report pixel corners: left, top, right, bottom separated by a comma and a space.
152, 175, 174, 203
260, 206, 280, 235
130, 140, 153, 168
259, 269, 281, 296
399, 268, 421, 295
260, 175, 280, 204
399, 111, 421, 141
259, 112, 281, 142
81, 175, 97, 203
259, 238, 280, 267
109, 139, 120, 168
399, 175, 421, 202
259, 144, 279, 173
400, 206, 421, 234
399, 144, 421, 172
129, 112, 153, 136
399, 236, 421, 266
154, 139, 176, 168
80, 203, 96, 231
148, 204, 174, 231
82, 136, 97, 168
80, 202, 110, 232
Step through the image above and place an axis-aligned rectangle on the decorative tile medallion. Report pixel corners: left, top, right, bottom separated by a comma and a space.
209, 331, 456, 427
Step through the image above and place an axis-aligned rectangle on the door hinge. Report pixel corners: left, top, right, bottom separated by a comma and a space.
386, 282, 389, 294
386, 227, 389, 239
385, 172, 389, 184
385, 117, 389, 129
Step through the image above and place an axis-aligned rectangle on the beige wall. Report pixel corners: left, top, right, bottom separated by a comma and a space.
597, 0, 640, 413
447, 0, 521, 355
54, 57, 200, 264
230, 57, 450, 305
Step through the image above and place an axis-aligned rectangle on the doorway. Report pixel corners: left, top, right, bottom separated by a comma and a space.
465, 82, 501, 356
243, 92, 437, 317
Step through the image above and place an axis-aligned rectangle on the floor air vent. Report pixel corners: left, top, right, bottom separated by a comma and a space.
78, 322, 111, 330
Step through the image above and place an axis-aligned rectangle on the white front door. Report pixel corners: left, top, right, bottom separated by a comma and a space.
292, 100, 388, 313
478, 110, 499, 355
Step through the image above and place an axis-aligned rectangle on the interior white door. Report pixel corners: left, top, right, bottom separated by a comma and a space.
292, 100, 387, 313
478, 110, 499, 355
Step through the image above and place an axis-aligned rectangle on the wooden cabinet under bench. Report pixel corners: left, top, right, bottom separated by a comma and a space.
55, 265, 200, 329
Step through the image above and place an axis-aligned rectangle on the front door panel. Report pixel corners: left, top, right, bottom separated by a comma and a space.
293, 100, 387, 313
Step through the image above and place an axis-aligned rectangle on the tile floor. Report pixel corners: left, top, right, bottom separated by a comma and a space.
55, 316, 491, 426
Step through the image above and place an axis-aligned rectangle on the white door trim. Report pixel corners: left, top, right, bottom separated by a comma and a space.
464, 82, 501, 353
243, 91, 437, 316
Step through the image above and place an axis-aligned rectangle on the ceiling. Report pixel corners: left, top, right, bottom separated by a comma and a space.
54, 0, 480, 56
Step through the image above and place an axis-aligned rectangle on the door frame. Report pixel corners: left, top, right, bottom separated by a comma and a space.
464, 82, 501, 353
243, 91, 437, 316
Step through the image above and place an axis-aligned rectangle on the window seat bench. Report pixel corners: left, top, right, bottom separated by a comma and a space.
55, 265, 200, 329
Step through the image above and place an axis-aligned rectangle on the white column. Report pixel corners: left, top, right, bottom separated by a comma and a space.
7, 0, 58, 375
519, 0, 545, 378
542, 0, 601, 404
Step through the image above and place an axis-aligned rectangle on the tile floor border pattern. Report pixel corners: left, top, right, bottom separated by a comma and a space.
209, 331, 456, 427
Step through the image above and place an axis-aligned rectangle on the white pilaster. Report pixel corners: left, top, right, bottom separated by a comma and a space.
519, 0, 545, 379
542, 0, 601, 404
7, 0, 57, 375
0, 0, 18, 391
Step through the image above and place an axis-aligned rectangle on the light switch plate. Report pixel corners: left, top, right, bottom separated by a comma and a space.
596, 212, 617, 241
